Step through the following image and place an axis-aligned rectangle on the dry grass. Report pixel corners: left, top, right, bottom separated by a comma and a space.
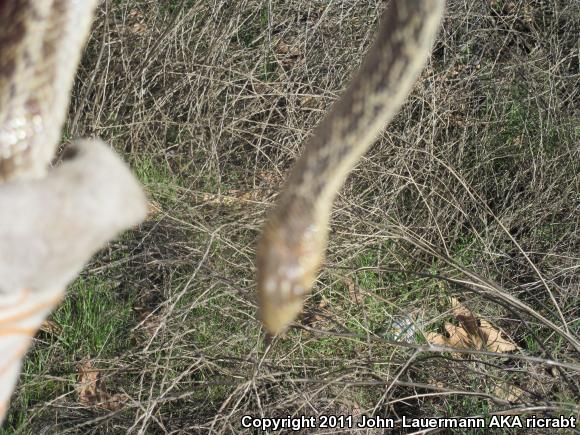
4, 0, 579, 433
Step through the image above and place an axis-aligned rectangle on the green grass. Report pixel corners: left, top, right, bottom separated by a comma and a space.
3, 276, 135, 432
53, 278, 135, 356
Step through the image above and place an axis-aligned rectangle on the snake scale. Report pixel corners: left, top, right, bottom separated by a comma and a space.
0, 0, 444, 422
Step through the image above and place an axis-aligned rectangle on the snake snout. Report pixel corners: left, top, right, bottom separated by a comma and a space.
256, 220, 324, 335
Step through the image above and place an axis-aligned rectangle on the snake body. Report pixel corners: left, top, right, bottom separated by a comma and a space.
0, 0, 99, 182
258, 0, 444, 334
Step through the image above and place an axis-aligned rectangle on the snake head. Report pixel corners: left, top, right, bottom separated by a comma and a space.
256, 212, 326, 335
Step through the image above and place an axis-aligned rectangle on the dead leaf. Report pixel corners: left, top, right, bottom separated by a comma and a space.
128, 8, 147, 34
129, 8, 144, 19
305, 297, 330, 325
77, 360, 126, 412
39, 320, 62, 336
313, 297, 330, 323
447, 322, 480, 349
132, 22, 148, 34
493, 384, 525, 402
426, 331, 448, 346
275, 40, 301, 57
426, 299, 518, 353
276, 40, 302, 70
344, 278, 359, 304
451, 297, 479, 337
479, 320, 518, 353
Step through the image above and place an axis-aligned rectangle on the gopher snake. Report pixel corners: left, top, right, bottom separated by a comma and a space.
0, 0, 443, 423
258, 0, 444, 334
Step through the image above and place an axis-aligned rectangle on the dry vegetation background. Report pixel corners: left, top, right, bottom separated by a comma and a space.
4, 0, 579, 433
